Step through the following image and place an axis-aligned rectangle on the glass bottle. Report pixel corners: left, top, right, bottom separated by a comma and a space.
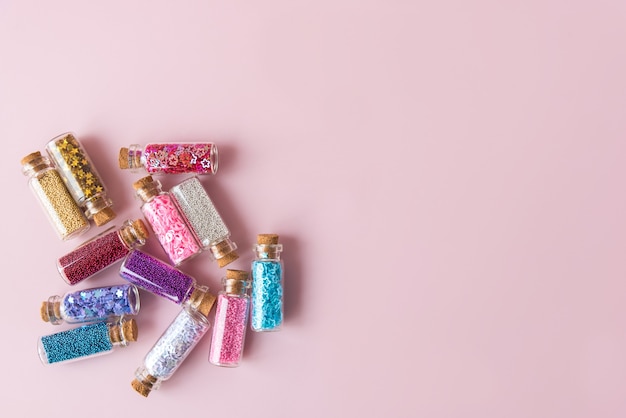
38, 316, 138, 365
118, 143, 218, 175
57, 219, 149, 285
170, 176, 239, 267
21, 151, 90, 240
40, 284, 140, 325
251, 234, 284, 332
119, 249, 214, 312
209, 269, 250, 367
45, 132, 116, 226
131, 297, 216, 397
133, 176, 201, 265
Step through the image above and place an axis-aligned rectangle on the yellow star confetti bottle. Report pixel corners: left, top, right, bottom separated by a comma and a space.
46, 132, 117, 226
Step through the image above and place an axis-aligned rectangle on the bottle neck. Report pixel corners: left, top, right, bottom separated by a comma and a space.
118, 220, 147, 249
22, 153, 53, 178
40, 295, 62, 324
223, 278, 249, 296
127, 144, 144, 169
254, 243, 283, 260
135, 181, 162, 203
108, 317, 138, 346
209, 238, 237, 260
187, 286, 216, 317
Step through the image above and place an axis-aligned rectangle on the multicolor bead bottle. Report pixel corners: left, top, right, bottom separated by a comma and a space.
38, 316, 138, 365
57, 219, 149, 285
133, 176, 201, 265
251, 234, 284, 332
119, 249, 214, 311
209, 269, 250, 367
45, 132, 116, 226
131, 296, 216, 397
21, 151, 90, 240
119, 143, 218, 175
41, 284, 140, 325
170, 176, 239, 267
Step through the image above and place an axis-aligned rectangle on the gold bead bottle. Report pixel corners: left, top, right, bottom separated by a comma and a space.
21, 151, 90, 240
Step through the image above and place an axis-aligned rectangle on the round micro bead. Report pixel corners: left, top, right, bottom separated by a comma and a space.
40, 322, 113, 364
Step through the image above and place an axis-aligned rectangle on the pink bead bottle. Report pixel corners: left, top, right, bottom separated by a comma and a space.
209, 269, 250, 367
119, 143, 218, 175
133, 176, 201, 266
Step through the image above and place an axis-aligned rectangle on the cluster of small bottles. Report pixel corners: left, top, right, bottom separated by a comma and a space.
24, 133, 285, 397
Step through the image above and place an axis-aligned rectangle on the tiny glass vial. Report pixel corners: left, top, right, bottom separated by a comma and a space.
209, 269, 250, 367
45, 132, 117, 226
119, 143, 218, 175
40, 284, 140, 325
133, 176, 201, 265
119, 249, 214, 312
170, 176, 239, 267
57, 219, 149, 285
251, 234, 284, 332
131, 297, 216, 397
38, 316, 138, 365
21, 151, 90, 240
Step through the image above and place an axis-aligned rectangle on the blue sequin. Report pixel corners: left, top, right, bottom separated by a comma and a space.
251, 261, 283, 331
40, 322, 113, 364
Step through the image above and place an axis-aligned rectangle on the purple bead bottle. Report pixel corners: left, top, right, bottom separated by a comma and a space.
119, 249, 213, 311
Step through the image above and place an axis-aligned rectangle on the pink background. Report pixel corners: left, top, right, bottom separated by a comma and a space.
1, 1, 625, 416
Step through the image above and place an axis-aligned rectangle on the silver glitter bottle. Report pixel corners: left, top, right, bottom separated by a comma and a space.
170, 176, 239, 267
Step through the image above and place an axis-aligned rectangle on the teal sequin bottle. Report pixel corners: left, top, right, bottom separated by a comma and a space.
251, 234, 284, 332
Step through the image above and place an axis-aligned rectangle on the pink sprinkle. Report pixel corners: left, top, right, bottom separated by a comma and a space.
141, 194, 200, 265
209, 294, 249, 366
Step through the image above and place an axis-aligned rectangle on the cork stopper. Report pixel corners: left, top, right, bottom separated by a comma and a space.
93, 207, 117, 226
257, 234, 279, 245
122, 318, 139, 342
189, 288, 217, 317
21, 151, 51, 175
132, 219, 149, 241
131, 374, 158, 397
118, 147, 130, 169
133, 175, 155, 190
255, 234, 281, 259
21, 151, 43, 166
133, 175, 161, 202
40, 301, 61, 323
109, 318, 138, 343
226, 269, 249, 281
217, 250, 239, 268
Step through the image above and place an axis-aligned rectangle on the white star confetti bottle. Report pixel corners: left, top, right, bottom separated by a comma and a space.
118, 143, 218, 175
133, 176, 201, 266
130, 293, 216, 397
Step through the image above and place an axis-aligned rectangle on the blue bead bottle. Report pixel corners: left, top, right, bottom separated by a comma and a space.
40, 284, 140, 325
37, 316, 138, 365
251, 234, 284, 332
